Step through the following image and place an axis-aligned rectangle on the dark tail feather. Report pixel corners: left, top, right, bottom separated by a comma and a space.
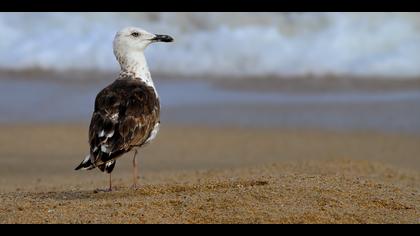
105, 160, 116, 173
97, 160, 116, 173
75, 154, 95, 170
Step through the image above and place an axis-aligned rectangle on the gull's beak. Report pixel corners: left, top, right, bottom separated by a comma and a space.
152, 34, 174, 43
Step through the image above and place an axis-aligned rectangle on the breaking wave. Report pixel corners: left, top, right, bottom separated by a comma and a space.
1, 12, 420, 79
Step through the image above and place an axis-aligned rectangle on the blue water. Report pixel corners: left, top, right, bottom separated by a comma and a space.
1, 13, 420, 78
1, 78, 420, 134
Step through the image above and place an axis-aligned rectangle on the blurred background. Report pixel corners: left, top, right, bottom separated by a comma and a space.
0, 13, 419, 191
1, 12, 420, 77
0, 12, 420, 132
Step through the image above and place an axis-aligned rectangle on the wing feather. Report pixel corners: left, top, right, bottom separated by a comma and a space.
87, 78, 160, 170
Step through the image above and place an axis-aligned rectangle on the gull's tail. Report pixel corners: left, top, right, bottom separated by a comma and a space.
75, 154, 95, 170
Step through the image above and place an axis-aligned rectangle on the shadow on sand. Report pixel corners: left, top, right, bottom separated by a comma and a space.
22, 178, 270, 201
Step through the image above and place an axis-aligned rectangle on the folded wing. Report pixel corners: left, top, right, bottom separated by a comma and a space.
87, 78, 160, 170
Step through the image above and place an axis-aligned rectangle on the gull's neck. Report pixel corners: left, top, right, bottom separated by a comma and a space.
117, 51, 155, 88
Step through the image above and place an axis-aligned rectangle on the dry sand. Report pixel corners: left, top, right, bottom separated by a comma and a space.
0, 124, 419, 223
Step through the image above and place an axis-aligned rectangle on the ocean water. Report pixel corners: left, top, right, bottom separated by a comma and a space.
1, 78, 420, 134
1, 12, 420, 79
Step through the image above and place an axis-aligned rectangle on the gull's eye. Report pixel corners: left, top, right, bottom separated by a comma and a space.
131, 32, 140, 37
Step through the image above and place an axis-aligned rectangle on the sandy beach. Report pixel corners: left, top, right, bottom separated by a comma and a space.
0, 70, 419, 224
0, 124, 419, 223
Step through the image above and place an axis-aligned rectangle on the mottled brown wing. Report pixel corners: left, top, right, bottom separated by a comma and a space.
88, 78, 160, 167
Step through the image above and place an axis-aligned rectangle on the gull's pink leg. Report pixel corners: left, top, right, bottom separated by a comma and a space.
132, 150, 138, 189
108, 173, 112, 191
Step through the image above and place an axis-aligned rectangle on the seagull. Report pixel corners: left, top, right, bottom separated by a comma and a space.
75, 27, 174, 191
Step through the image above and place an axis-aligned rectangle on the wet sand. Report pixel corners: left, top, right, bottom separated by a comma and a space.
0, 124, 419, 223
2, 74, 420, 133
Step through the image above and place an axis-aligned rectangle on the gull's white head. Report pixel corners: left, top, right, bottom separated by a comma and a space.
113, 27, 173, 58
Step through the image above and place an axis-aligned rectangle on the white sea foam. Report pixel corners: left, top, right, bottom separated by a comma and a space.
1, 12, 420, 79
